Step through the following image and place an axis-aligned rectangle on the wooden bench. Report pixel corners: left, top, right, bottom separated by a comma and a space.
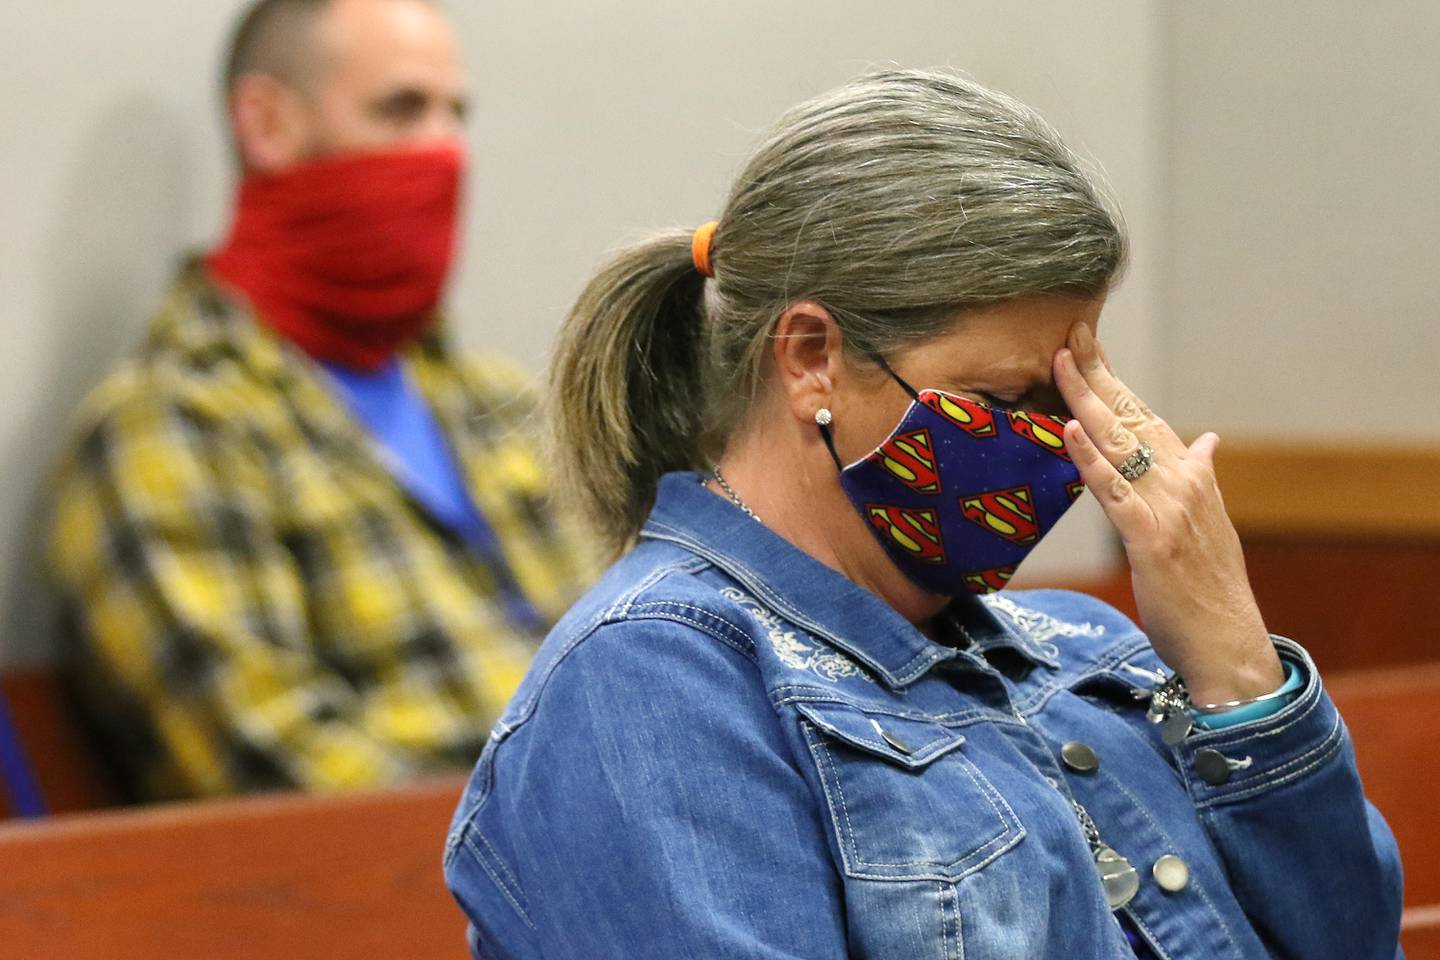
0, 776, 469, 959
0, 669, 111, 817
1330, 663, 1440, 958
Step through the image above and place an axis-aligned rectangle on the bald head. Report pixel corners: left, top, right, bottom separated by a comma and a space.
223, 0, 466, 172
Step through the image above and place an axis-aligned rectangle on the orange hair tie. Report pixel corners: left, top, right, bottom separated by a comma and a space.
691, 221, 719, 278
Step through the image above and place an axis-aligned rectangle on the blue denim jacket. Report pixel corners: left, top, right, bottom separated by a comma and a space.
445, 472, 1404, 959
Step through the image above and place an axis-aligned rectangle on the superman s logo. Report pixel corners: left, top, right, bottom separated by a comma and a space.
959, 485, 1040, 546
872, 428, 941, 494
963, 565, 1016, 594
865, 504, 946, 564
1006, 411, 1072, 461
919, 391, 997, 438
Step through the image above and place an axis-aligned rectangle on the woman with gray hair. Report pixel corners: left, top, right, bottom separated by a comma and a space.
444, 69, 1402, 959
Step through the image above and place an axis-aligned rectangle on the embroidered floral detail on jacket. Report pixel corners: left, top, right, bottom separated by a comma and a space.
981, 593, 1105, 655
719, 588, 870, 683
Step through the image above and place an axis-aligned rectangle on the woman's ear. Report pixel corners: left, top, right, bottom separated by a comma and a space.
772, 301, 844, 425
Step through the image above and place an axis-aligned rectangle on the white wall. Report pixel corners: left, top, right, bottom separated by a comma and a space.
0, 1, 1167, 666
0, 2, 242, 668
1164, 1, 1440, 440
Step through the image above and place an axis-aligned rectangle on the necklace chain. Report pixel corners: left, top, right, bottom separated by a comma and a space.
710, 466, 762, 523
1071, 798, 1103, 849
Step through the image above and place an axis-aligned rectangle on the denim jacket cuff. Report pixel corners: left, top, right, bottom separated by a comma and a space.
1171, 636, 1344, 809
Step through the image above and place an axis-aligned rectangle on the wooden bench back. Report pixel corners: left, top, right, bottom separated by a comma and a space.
0, 669, 111, 818
0, 777, 468, 960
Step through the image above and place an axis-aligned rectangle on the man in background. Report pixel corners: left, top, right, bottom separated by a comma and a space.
45, 0, 589, 799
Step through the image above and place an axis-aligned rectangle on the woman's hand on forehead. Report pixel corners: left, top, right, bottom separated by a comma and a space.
1052, 323, 1285, 706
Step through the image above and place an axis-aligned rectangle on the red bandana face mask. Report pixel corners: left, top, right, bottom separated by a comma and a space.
207, 144, 465, 371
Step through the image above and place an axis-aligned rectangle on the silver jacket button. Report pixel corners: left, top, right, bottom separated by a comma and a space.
1195, 748, 1233, 785
1153, 854, 1191, 893
1061, 740, 1099, 774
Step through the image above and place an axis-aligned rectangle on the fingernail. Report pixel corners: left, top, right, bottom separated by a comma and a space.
1074, 323, 1095, 354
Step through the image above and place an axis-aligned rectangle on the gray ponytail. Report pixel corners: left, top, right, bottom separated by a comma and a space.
550, 68, 1127, 557
547, 230, 708, 554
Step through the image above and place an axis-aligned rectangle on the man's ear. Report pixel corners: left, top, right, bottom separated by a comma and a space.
772, 301, 845, 425
229, 73, 312, 173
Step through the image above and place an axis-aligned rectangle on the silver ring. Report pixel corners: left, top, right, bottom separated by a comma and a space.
1117, 441, 1155, 481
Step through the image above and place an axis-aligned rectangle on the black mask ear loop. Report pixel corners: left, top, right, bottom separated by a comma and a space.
867, 351, 922, 401
817, 351, 922, 472
818, 418, 844, 471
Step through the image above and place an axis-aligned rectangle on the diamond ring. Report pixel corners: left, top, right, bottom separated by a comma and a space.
1117, 441, 1155, 481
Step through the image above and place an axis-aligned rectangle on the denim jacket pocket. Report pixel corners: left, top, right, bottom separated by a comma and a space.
795, 701, 1025, 883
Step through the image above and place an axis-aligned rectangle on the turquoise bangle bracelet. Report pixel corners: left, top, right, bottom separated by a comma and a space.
1190, 660, 1305, 731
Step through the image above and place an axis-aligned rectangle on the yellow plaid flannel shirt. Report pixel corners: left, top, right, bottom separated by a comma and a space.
46, 263, 593, 799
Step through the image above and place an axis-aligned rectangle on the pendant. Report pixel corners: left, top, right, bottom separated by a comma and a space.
1095, 846, 1140, 909
1161, 711, 1194, 746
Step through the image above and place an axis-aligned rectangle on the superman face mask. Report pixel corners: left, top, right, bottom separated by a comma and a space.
821, 356, 1084, 596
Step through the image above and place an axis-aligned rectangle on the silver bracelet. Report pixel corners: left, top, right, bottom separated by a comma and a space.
1146, 666, 1294, 745
1149, 670, 1294, 716
1190, 682, 1296, 715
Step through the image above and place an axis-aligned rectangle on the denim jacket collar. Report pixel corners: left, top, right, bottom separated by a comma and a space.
639, 472, 1058, 688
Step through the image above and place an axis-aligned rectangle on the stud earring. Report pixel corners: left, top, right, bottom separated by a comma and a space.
814, 408, 833, 427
